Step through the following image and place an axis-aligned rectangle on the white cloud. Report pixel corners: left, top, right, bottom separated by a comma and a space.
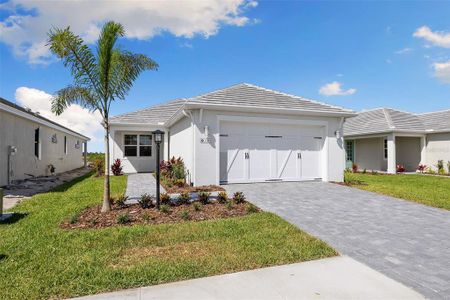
0, 0, 257, 65
319, 81, 356, 96
432, 60, 450, 83
395, 47, 413, 54
413, 26, 450, 48
15, 87, 103, 145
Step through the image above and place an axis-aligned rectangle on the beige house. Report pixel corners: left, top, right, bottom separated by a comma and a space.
0, 97, 89, 187
344, 108, 450, 173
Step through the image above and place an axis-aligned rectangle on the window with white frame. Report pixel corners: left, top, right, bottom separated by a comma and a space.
139, 135, 152, 157
124, 134, 138, 157
384, 138, 388, 160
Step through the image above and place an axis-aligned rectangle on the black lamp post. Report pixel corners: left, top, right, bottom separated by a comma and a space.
152, 130, 164, 209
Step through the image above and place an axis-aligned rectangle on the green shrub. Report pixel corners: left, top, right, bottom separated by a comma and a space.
179, 210, 190, 220
448, 161, 450, 174
193, 202, 202, 211
217, 191, 228, 204
178, 191, 190, 205
112, 193, 128, 207
437, 160, 444, 174
246, 203, 258, 214
69, 213, 79, 224
160, 204, 171, 214
198, 191, 211, 204
138, 193, 154, 209
92, 158, 104, 176
173, 179, 185, 187
117, 213, 130, 224
225, 200, 234, 210
233, 191, 246, 204
89, 218, 98, 226
160, 192, 171, 205
142, 212, 152, 222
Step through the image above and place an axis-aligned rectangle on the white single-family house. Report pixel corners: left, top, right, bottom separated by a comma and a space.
0, 97, 89, 187
109, 83, 356, 185
343, 108, 450, 172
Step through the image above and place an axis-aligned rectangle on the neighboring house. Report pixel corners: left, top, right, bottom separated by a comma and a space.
0, 97, 89, 187
109, 83, 356, 185
343, 108, 450, 173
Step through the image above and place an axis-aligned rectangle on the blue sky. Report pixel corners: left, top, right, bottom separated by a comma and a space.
1, 1, 450, 151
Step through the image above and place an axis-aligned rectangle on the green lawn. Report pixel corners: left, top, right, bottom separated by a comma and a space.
344, 172, 450, 210
0, 173, 336, 300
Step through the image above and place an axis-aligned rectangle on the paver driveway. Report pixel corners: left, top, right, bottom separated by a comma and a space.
225, 181, 450, 299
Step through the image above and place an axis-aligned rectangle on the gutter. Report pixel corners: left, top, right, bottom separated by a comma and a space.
182, 110, 195, 185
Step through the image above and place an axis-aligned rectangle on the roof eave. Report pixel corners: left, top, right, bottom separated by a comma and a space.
183, 102, 357, 117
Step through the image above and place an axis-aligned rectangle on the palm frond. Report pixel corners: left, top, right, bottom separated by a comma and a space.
48, 27, 99, 92
52, 86, 99, 116
97, 21, 125, 101
109, 51, 158, 100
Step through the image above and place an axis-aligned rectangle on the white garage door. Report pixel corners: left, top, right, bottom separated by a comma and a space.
220, 121, 324, 183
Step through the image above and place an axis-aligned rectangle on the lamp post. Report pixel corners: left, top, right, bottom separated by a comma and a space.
152, 130, 164, 210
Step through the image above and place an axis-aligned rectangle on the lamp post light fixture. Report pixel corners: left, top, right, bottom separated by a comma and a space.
152, 130, 164, 209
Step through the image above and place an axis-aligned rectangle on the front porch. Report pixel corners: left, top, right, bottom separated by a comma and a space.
345, 133, 425, 173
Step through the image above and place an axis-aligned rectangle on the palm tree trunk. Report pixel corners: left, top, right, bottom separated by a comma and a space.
101, 120, 111, 212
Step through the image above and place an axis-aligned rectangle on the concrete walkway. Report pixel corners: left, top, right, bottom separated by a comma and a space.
72, 256, 423, 300
125, 173, 165, 203
225, 181, 450, 299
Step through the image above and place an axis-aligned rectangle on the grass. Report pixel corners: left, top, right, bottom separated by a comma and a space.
0, 173, 336, 299
344, 172, 450, 210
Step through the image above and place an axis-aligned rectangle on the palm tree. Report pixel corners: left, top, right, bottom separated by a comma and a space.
48, 21, 158, 212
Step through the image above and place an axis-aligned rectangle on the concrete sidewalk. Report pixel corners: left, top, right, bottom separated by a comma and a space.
72, 256, 423, 300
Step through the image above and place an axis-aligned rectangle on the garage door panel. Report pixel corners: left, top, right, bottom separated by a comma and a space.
220, 122, 323, 183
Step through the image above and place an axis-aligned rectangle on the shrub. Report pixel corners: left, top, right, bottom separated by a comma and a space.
448, 161, 450, 174
426, 167, 436, 175
233, 191, 246, 204
160, 192, 171, 205
179, 210, 190, 220
69, 213, 79, 224
225, 200, 234, 210
160, 204, 171, 214
178, 191, 190, 205
417, 164, 427, 173
111, 159, 123, 176
217, 191, 228, 204
159, 156, 186, 187
193, 202, 202, 211
138, 193, 154, 209
362, 168, 367, 174
371, 170, 378, 175
174, 179, 185, 187
142, 212, 152, 222
92, 158, 104, 176
396, 164, 405, 173
246, 203, 258, 214
112, 193, 128, 207
352, 163, 358, 173
117, 213, 130, 224
198, 191, 211, 205
437, 160, 445, 174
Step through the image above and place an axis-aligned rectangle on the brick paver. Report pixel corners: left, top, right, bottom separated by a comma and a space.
125, 173, 165, 203
225, 181, 450, 299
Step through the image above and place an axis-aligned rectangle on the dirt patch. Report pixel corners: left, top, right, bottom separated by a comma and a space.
61, 201, 259, 229
162, 184, 225, 194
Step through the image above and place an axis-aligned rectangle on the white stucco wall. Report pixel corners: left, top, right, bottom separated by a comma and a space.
0, 110, 86, 186
109, 125, 164, 174
185, 109, 346, 186
396, 137, 421, 171
168, 117, 194, 183
425, 132, 450, 170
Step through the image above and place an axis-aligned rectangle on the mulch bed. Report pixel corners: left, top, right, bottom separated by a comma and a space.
61, 201, 259, 229
162, 184, 225, 194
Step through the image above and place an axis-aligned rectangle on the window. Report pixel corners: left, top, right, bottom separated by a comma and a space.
64, 136, 67, 154
34, 128, 40, 159
384, 138, 388, 160
140, 135, 152, 157
124, 134, 138, 157
345, 140, 354, 162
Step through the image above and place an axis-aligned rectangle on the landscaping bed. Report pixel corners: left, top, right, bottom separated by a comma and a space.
62, 201, 258, 229
0, 173, 336, 300
162, 184, 225, 194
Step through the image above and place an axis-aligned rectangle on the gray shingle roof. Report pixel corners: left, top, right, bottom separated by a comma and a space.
110, 99, 186, 124
110, 83, 355, 125
187, 83, 355, 114
418, 110, 450, 132
344, 108, 450, 136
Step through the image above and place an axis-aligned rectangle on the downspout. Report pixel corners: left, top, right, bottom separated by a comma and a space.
182, 110, 195, 186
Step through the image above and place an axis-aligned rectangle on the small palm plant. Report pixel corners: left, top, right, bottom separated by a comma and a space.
47, 21, 158, 212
